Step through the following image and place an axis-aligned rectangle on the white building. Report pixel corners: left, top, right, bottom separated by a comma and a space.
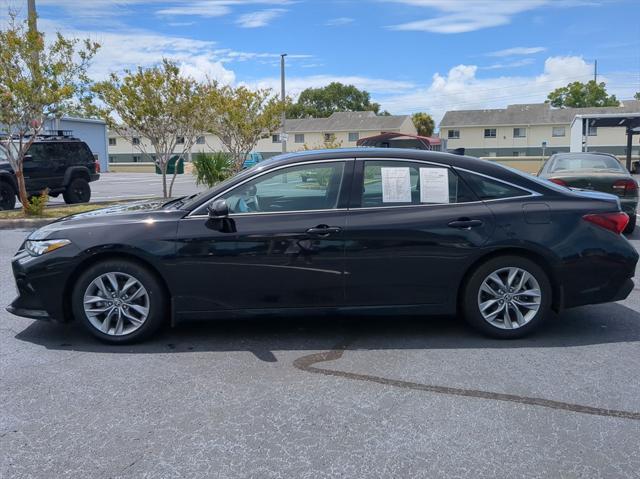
440, 100, 640, 158
107, 111, 417, 163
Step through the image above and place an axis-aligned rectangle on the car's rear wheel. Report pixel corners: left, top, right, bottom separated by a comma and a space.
624, 213, 636, 235
0, 181, 16, 210
462, 256, 552, 338
71, 260, 166, 343
63, 177, 91, 204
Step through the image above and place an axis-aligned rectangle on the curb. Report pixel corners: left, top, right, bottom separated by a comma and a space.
0, 218, 55, 230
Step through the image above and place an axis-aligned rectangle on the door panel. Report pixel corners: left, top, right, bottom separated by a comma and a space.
173, 211, 346, 313
344, 159, 495, 308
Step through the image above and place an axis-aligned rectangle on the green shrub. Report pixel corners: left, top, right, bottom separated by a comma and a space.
192, 152, 233, 187
24, 189, 49, 216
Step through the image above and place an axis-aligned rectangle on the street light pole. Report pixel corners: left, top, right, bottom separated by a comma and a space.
280, 53, 287, 153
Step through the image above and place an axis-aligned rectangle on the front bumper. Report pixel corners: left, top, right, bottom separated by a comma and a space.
6, 304, 51, 321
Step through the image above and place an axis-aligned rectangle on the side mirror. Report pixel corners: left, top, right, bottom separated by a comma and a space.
207, 199, 229, 218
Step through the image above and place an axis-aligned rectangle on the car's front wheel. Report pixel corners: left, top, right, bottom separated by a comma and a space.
71, 260, 166, 343
63, 177, 91, 204
462, 256, 552, 338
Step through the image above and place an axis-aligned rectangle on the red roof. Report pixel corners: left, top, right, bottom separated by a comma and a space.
356, 131, 441, 149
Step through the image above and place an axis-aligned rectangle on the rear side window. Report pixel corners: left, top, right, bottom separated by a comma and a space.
358, 160, 475, 208
457, 170, 530, 200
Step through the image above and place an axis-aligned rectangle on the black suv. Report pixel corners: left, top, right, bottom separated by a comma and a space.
0, 135, 100, 210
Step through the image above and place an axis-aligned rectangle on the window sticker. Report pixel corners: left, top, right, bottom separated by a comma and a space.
381, 167, 411, 203
420, 168, 450, 204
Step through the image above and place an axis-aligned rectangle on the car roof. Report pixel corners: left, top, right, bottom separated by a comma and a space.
261, 147, 504, 175
550, 151, 617, 159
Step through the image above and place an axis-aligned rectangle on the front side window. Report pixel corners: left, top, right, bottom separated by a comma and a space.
457, 170, 530, 200
484, 128, 496, 138
358, 160, 475, 208
220, 162, 346, 214
448, 129, 460, 139
513, 128, 526, 138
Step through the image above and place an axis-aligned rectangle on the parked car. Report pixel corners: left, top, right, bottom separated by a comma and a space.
7, 148, 638, 344
0, 135, 100, 210
538, 152, 638, 233
242, 152, 264, 169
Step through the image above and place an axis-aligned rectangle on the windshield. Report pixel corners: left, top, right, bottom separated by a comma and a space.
549, 154, 625, 173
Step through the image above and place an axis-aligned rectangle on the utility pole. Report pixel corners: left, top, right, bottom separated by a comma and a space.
594, 59, 598, 83
280, 53, 287, 153
27, 0, 37, 32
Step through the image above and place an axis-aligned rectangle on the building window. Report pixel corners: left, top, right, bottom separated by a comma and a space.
512, 151, 520, 157
488, 151, 497, 157
176, 136, 185, 144
108, 138, 116, 146
109, 156, 115, 162
552, 127, 565, 137
513, 128, 526, 138
272, 134, 281, 143
294, 133, 305, 143
132, 137, 140, 145
132, 155, 140, 162
484, 128, 496, 138
588, 126, 597, 136
196, 136, 205, 144
448, 129, 460, 139
324, 133, 336, 142
348, 132, 359, 142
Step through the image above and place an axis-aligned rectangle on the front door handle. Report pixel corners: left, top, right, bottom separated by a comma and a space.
448, 218, 484, 229
306, 225, 342, 236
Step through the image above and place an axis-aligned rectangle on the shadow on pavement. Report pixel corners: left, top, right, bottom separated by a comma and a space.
14, 302, 640, 359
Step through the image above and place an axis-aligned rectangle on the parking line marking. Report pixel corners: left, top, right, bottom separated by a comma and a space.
293, 340, 640, 421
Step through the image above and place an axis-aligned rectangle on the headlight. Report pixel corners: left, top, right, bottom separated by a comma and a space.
25, 239, 71, 256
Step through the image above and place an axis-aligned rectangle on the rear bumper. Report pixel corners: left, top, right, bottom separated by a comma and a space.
90, 173, 100, 182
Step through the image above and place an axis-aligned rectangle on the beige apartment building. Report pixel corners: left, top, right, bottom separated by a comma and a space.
107, 111, 417, 163
440, 100, 640, 158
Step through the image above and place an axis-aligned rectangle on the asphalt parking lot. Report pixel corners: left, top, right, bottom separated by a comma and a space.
1, 228, 640, 478
46, 172, 206, 205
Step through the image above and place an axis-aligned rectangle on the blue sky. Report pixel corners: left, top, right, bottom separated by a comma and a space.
4, 0, 640, 123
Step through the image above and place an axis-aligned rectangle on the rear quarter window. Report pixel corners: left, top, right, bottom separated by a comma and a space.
457, 170, 531, 200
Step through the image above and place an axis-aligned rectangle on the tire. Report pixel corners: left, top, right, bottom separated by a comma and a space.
0, 181, 16, 210
461, 255, 552, 339
71, 259, 167, 344
624, 214, 636, 235
63, 177, 91, 204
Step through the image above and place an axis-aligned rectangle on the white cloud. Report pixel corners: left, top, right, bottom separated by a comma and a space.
486, 46, 546, 57
378, 56, 599, 123
156, 1, 293, 18
481, 58, 536, 70
236, 8, 285, 28
325, 17, 354, 27
387, 0, 550, 33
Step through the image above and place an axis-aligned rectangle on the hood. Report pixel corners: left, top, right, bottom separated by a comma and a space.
28, 199, 184, 240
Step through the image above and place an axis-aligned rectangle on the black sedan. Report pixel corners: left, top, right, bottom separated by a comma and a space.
7, 148, 638, 343
538, 152, 638, 233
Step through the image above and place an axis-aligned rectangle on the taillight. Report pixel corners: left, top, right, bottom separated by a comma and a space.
95, 160, 101, 173
612, 179, 637, 195
548, 178, 567, 187
583, 212, 629, 234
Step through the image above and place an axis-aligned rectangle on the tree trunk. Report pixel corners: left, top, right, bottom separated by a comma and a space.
15, 167, 29, 212
161, 160, 168, 198
168, 158, 180, 197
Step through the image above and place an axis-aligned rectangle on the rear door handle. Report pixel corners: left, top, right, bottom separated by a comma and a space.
306, 225, 342, 236
448, 219, 484, 229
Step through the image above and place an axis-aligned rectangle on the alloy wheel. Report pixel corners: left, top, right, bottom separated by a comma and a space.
83, 272, 150, 336
477, 266, 541, 330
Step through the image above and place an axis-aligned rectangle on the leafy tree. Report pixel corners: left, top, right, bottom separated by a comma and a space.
93, 60, 204, 198
287, 82, 382, 118
634, 92, 640, 101
0, 11, 99, 211
546, 80, 619, 108
411, 112, 435, 137
203, 84, 283, 172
